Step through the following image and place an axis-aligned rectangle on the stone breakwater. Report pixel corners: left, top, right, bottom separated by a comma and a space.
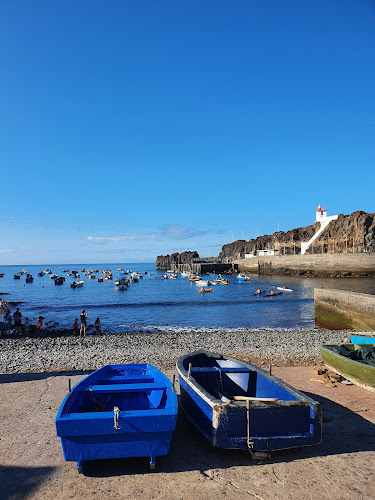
0, 328, 349, 374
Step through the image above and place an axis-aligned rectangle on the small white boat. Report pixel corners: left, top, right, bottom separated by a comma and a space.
195, 280, 209, 287
237, 273, 251, 281
89, 274, 96, 279
71, 280, 84, 288
277, 287, 293, 292
181, 271, 190, 277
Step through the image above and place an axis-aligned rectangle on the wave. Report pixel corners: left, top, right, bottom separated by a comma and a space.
27, 297, 312, 312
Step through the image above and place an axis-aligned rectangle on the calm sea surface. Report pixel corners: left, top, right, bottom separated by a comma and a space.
1, 263, 375, 332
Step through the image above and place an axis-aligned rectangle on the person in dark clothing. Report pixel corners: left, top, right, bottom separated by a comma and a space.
13, 308, 22, 335
80, 309, 87, 336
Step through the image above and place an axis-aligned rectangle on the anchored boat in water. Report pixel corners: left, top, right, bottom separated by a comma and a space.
177, 350, 322, 457
56, 364, 178, 473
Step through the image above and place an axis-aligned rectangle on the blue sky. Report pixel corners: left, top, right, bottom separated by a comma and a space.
1, 0, 374, 264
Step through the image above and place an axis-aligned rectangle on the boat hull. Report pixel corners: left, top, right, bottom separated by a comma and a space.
56, 364, 177, 470
319, 344, 375, 392
177, 350, 322, 452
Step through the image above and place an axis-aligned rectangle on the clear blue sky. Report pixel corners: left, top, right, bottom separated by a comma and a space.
1, 0, 374, 264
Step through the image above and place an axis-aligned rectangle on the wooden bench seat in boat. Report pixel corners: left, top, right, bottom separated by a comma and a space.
190, 367, 252, 373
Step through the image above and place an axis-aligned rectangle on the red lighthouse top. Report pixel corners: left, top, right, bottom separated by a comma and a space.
316, 204, 327, 212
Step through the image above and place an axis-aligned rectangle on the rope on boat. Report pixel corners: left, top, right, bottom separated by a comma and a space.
113, 406, 121, 430
88, 388, 107, 411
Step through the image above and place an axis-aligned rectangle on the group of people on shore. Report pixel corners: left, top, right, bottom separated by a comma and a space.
73, 310, 101, 336
0, 299, 101, 337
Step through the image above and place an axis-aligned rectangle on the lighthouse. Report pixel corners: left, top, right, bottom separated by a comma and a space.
316, 204, 328, 222
301, 204, 338, 255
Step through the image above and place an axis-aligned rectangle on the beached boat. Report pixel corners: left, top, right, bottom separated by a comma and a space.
350, 332, 375, 344
319, 344, 375, 392
70, 280, 84, 288
176, 350, 322, 457
56, 363, 178, 473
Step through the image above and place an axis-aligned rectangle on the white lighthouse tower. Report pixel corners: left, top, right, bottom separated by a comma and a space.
315, 204, 327, 222
301, 204, 338, 255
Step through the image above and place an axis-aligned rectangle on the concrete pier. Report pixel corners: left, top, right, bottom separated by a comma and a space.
314, 288, 375, 331
236, 253, 375, 277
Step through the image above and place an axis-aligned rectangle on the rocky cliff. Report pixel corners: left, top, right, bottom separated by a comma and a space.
156, 251, 199, 270
218, 211, 375, 261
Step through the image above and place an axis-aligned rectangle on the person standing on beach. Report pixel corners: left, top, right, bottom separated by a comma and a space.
73, 318, 79, 335
13, 308, 22, 335
0, 299, 10, 336
24, 317, 30, 336
94, 317, 101, 334
80, 309, 87, 336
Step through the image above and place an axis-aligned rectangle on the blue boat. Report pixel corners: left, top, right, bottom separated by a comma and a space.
177, 350, 322, 458
56, 364, 178, 473
350, 332, 375, 344
25, 275, 34, 283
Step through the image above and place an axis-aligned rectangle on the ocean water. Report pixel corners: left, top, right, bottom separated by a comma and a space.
1, 263, 375, 332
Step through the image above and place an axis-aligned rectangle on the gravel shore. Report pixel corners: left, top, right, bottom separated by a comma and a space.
0, 327, 349, 373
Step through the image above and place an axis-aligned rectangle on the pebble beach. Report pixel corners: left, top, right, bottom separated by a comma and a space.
0, 327, 349, 374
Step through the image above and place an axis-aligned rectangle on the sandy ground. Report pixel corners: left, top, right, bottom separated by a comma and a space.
1, 366, 374, 500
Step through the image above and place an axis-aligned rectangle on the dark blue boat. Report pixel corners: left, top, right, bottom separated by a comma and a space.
56, 364, 178, 473
177, 350, 322, 458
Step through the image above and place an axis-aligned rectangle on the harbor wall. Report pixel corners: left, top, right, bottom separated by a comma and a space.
236, 253, 375, 277
314, 288, 375, 331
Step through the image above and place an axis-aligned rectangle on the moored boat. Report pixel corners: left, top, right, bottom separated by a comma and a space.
56, 363, 178, 473
26, 275, 34, 283
318, 344, 375, 392
55, 277, 64, 285
237, 273, 250, 281
177, 350, 322, 457
70, 280, 84, 288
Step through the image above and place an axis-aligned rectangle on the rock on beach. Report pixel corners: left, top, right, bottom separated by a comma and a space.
0, 327, 348, 374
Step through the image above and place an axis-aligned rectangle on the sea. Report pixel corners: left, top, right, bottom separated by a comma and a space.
1, 263, 375, 333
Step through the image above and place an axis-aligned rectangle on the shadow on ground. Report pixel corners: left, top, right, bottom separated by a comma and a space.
0, 465, 56, 500
82, 392, 375, 477
0, 370, 92, 384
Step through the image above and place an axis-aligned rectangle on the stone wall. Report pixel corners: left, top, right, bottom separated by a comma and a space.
314, 288, 375, 331
236, 253, 375, 277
